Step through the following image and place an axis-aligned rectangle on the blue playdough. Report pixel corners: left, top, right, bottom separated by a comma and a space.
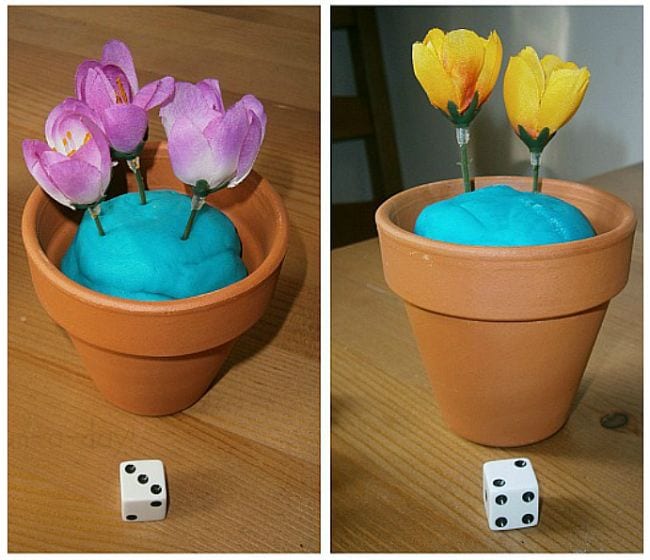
61, 190, 247, 301
413, 185, 595, 247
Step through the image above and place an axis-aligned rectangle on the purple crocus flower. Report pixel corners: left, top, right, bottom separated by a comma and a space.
75, 39, 174, 154
159, 79, 266, 190
22, 98, 112, 209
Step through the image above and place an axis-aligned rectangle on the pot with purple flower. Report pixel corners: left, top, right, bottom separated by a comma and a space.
21, 40, 288, 415
75, 39, 174, 204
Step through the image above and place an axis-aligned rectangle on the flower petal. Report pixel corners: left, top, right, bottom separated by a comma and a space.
540, 54, 562, 81
74, 60, 102, 100
101, 64, 133, 103
517, 46, 545, 103
160, 81, 215, 135
475, 30, 503, 106
133, 76, 175, 110
538, 66, 590, 134
412, 41, 458, 113
44, 104, 109, 173
503, 53, 542, 136
47, 158, 105, 206
423, 28, 445, 55
541, 54, 578, 83
74, 119, 112, 186
100, 104, 148, 153
196, 78, 225, 113
101, 39, 139, 93
22, 140, 74, 207
239, 94, 267, 138
203, 103, 250, 187
442, 29, 485, 111
45, 98, 103, 149
72, 135, 103, 172
167, 115, 218, 186
82, 67, 117, 112
231, 110, 263, 186
39, 148, 69, 167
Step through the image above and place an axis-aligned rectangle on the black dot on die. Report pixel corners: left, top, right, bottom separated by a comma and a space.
124, 464, 136, 474
137, 474, 149, 484
492, 478, 505, 487
495, 494, 507, 505
514, 459, 527, 468
150, 484, 162, 495
126, 514, 137, 521
496, 517, 508, 528
522, 514, 535, 524
522, 491, 535, 502
150, 501, 162, 507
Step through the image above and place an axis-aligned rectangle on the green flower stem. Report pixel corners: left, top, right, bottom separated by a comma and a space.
456, 127, 472, 193
126, 157, 147, 204
531, 151, 542, 193
88, 203, 105, 237
181, 194, 206, 241
181, 209, 198, 241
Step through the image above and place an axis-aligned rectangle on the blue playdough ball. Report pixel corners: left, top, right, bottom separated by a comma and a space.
413, 185, 595, 247
61, 190, 248, 301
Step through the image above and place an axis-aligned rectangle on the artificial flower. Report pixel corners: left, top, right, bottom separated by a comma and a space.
22, 98, 112, 209
503, 46, 590, 144
160, 79, 266, 190
75, 39, 174, 154
412, 28, 502, 123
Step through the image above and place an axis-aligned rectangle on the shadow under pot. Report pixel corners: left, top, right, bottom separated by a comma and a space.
22, 141, 289, 416
375, 176, 636, 447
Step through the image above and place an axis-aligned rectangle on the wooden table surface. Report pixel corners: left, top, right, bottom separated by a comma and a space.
332, 164, 642, 552
8, 6, 320, 553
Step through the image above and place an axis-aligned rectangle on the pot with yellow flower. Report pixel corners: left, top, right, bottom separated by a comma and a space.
22, 41, 288, 416
376, 31, 635, 447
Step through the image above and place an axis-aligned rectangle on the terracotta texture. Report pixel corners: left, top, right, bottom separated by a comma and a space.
376, 176, 636, 447
22, 142, 289, 415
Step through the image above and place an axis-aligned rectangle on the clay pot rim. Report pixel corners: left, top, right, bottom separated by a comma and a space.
22, 165, 289, 317
376, 175, 636, 261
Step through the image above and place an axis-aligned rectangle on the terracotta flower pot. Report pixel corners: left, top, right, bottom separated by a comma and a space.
376, 176, 636, 447
22, 142, 289, 416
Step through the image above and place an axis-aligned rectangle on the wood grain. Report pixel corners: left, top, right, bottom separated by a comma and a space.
8, 6, 320, 553
331, 164, 642, 552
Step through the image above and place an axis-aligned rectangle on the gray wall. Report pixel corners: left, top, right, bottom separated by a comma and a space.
332, 25, 376, 203
332, 6, 642, 203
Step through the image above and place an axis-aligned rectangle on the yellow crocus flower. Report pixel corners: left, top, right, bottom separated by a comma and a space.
412, 28, 503, 121
503, 46, 590, 143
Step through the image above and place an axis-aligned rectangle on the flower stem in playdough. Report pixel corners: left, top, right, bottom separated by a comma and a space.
61, 190, 247, 301
531, 151, 541, 193
456, 127, 472, 192
126, 157, 147, 205
181, 194, 207, 241
88, 203, 105, 237
413, 185, 596, 247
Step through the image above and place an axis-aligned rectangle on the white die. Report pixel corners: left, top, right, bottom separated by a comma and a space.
483, 457, 539, 531
119, 459, 168, 522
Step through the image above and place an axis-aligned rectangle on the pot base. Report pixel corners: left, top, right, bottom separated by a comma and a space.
71, 335, 235, 416
405, 302, 608, 448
